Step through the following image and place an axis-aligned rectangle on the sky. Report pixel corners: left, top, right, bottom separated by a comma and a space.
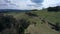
0, 0, 60, 10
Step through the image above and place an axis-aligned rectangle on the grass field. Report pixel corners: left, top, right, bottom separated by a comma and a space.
3, 9, 60, 34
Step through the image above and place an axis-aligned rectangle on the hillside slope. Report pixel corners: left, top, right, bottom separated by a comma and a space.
0, 9, 60, 34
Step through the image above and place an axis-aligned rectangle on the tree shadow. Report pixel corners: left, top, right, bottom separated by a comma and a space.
25, 12, 38, 17
0, 13, 31, 34
48, 21, 60, 31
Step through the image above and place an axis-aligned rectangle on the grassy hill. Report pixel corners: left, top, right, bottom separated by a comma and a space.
0, 9, 60, 34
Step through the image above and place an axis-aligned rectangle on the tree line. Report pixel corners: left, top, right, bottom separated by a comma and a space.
47, 6, 60, 12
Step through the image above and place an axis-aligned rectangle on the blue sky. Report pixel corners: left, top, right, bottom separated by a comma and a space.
0, 0, 60, 10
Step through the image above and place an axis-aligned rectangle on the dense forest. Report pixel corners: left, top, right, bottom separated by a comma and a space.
47, 6, 60, 12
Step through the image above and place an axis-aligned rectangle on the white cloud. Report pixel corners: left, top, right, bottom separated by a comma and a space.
0, 0, 60, 10
42, 0, 60, 8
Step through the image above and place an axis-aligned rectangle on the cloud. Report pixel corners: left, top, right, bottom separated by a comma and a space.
0, 0, 19, 9
28, 4, 42, 7
0, 0, 60, 10
42, 0, 60, 8
31, 0, 44, 3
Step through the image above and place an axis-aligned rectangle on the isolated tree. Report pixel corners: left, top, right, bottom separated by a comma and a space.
17, 18, 30, 34
0, 14, 16, 32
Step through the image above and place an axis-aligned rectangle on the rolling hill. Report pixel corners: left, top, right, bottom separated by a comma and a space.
0, 8, 60, 34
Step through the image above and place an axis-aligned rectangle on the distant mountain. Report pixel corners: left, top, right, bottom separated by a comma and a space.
0, 9, 31, 13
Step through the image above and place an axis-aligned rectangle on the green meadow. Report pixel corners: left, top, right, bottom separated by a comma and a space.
3, 9, 60, 34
